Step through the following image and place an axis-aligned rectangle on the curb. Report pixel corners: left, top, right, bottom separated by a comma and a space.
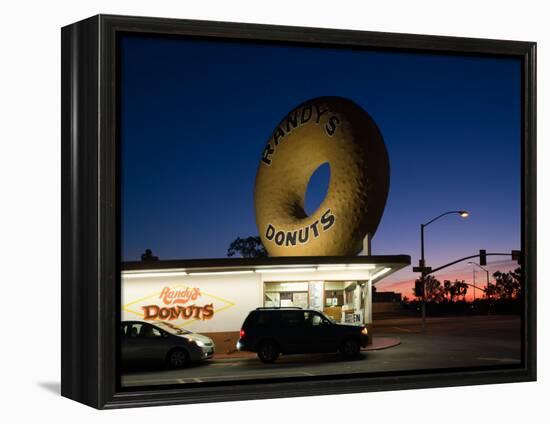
363, 336, 401, 351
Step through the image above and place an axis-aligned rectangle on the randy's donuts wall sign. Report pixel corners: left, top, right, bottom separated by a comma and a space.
254, 97, 390, 257
141, 286, 214, 321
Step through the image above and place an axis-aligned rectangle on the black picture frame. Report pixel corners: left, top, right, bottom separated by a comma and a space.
61, 14, 536, 409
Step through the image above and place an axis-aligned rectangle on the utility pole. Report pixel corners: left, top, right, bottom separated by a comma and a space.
414, 210, 469, 333
469, 261, 490, 314
472, 268, 476, 305
415, 222, 433, 332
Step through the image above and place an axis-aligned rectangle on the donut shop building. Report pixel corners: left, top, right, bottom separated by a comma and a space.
122, 255, 410, 353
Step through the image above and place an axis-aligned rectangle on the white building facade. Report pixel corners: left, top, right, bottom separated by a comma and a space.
122, 256, 409, 353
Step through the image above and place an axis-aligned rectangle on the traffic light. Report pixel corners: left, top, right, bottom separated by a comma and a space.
414, 280, 424, 297
479, 249, 487, 266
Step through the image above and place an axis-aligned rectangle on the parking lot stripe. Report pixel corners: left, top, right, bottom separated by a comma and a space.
392, 326, 416, 333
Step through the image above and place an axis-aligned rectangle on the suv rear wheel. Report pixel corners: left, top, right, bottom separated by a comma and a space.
341, 338, 361, 359
257, 341, 280, 363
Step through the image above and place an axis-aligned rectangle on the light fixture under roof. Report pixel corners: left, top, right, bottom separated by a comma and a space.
370, 267, 392, 280
316, 265, 348, 271
123, 264, 392, 279
123, 271, 188, 279
346, 264, 376, 270
255, 267, 317, 274
188, 270, 254, 276
317, 264, 376, 271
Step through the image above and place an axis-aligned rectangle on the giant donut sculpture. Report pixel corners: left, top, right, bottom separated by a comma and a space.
254, 96, 389, 257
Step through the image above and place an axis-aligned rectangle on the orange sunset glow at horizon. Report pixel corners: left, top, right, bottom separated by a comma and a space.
377, 259, 520, 302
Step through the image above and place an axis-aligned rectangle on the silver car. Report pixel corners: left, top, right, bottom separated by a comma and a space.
121, 321, 215, 368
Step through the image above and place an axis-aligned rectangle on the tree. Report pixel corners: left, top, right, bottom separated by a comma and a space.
413, 275, 444, 302
492, 267, 522, 300
443, 280, 456, 302
141, 249, 158, 262
453, 280, 468, 301
485, 282, 498, 299
227, 236, 268, 258
443, 279, 468, 302
511, 266, 522, 283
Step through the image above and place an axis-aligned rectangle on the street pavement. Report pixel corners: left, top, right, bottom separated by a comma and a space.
121, 314, 521, 387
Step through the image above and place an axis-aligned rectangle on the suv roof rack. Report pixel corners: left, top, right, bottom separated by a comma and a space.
255, 306, 303, 310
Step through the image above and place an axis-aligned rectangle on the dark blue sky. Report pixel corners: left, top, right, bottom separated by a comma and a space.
120, 34, 521, 281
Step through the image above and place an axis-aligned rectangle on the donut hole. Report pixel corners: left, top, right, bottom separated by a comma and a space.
304, 162, 331, 217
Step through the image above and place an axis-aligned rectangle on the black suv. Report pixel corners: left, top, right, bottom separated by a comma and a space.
236, 307, 369, 363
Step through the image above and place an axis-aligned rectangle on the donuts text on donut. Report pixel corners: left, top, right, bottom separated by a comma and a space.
265, 208, 336, 247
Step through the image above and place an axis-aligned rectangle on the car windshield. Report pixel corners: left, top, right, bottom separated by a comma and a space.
154, 321, 191, 335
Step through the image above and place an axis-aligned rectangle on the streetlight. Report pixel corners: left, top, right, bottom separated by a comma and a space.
468, 261, 490, 312
419, 210, 469, 331
468, 262, 489, 289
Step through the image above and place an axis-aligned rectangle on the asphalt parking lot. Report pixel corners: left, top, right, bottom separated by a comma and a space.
121, 314, 521, 387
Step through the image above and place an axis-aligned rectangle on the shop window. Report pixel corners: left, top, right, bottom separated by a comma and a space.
324, 290, 344, 306
280, 292, 293, 307
291, 292, 308, 308
264, 282, 309, 308
264, 292, 280, 307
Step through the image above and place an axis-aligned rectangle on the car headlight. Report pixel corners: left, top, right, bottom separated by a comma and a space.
361, 327, 368, 335
193, 340, 206, 347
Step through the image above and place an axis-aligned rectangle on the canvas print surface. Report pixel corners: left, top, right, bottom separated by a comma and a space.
119, 33, 522, 388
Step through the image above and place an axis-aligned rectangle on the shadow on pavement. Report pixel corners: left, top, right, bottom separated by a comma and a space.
224, 352, 370, 368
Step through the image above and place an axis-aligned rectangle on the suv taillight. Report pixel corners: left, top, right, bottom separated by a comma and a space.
239, 329, 245, 338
